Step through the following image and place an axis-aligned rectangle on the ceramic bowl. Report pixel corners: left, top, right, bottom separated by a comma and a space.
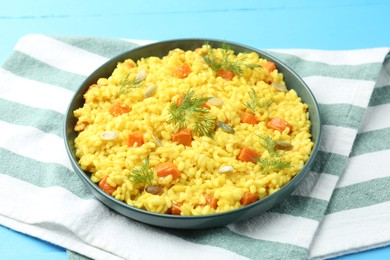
64, 39, 321, 229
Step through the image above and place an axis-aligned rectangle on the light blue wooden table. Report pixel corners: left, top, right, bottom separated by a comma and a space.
1, 1, 389, 259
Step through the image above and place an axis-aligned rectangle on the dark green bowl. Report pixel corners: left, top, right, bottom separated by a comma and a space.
64, 39, 322, 229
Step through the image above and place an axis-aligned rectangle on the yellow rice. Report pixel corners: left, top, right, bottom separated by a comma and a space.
73, 45, 314, 216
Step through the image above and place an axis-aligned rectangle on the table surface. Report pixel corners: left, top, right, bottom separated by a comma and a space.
1, 1, 390, 259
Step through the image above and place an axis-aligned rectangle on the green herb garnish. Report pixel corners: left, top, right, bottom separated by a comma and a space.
254, 134, 292, 173
128, 158, 154, 185
203, 44, 258, 76
257, 134, 279, 157
193, 115, 216, 138
255, 158, 292, 173
243, 88, 272, 114
167, 89, 215, 138
119, 73, 143, 95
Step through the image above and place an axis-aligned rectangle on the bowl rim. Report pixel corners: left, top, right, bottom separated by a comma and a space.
64, 38, 322, 224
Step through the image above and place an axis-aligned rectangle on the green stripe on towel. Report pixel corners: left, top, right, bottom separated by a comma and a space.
369, 85, 390, 106
350, 128, 390, 157
0, 147, 93, 200
2, 51, 86, 91
270, 195, 328, 221
311, 151, 348, 176
326, 177, 390, 214
169, 227, 308, 260
0, 98, 64, 137
319, 104, 365, 129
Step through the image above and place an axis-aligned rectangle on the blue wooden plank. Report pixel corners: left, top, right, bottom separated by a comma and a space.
1, 0, 389, 16
1, 0, 389, 63
0, 225, 67, 260
334, 246, 390, 260
0, 1, 389, 259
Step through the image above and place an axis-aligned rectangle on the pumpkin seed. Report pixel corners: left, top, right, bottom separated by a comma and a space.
275, 141, 293, 151
272, 82, 288, 92
216, 121, 235, 134
208, 97, 223, 107
144, 85, 158, 98
145, 185, 163, 195
99, 131, 118, 140
151, 133, 163, 147
136, 69, 146, 81
218, 165, 234, 173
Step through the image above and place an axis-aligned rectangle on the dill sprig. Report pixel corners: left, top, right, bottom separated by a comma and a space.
128, 158, 154, 185
243, 88, 272, 114
255, 158, 292, 173
167, 89, 215, 138
119, 74, 143, 95
257, 134, 279, 157
259, 99, 273, 109
203, 44, 258, 76
254, 134, 292, 173
193, 114, 216, 138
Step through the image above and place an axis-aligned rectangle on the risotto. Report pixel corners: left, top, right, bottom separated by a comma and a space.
73, 44, 314, 216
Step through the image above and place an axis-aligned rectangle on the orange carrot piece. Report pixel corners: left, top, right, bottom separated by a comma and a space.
176, 93, 184, 107
75, 120, 89, 132
128, 131, 144, 147
201, 102, 211, 109
263, 61, 276, 72
109, 103, 131, 116
240, 192, 259, 206
155, 161, 181, 180
123, 60, 136, 69
240, 111, 259, 125
170, 201, 182, 215
205, 194, 218, 209
238, 147, 260, 162
175, 64, 191, 78
86, 83, 98, 93
216, 69, 235, 80
99, 175, 117, 195
267, 117, 292, 134
172, 128, 193, 146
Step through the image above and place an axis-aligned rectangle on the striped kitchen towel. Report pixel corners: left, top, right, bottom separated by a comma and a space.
0, 34, 389, 260
309, 52, 390, 259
